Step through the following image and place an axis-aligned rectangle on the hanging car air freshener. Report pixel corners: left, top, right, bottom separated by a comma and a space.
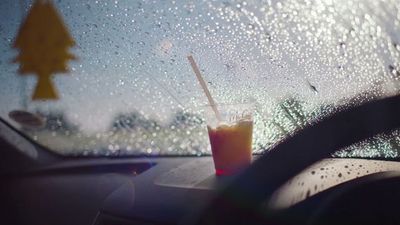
13, 0, 76, 100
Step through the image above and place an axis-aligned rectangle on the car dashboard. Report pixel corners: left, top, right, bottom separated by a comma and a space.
2, 153, 400, 225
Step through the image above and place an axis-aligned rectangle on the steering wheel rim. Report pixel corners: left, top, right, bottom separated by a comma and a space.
192, 95, 400, 225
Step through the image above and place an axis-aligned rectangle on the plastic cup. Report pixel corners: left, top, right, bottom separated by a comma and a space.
204, 103, 254, 176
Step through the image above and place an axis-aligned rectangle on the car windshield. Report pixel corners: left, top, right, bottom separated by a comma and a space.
1, 0, 400, 158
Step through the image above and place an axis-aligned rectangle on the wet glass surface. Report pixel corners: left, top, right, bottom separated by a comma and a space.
0, 0, 400, 157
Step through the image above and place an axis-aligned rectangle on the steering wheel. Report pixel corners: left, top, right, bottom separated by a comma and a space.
191, 95, 400, 225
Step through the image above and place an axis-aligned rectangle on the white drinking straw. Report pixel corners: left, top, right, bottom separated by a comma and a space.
187, 55, 222, 122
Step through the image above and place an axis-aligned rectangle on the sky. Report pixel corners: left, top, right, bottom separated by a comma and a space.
1, 0, 400, 134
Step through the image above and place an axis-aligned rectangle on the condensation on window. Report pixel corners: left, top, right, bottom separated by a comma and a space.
0, 0, 400, 157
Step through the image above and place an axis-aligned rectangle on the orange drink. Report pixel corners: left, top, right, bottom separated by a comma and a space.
205, 103, 254, 176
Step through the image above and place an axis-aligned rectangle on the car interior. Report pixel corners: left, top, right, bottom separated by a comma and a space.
2, 0, 400, 225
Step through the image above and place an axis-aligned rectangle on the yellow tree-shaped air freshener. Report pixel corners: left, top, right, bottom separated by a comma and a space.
13, 0, 75, 100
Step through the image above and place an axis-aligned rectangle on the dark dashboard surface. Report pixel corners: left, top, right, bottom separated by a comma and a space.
2, 155, 400, 225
